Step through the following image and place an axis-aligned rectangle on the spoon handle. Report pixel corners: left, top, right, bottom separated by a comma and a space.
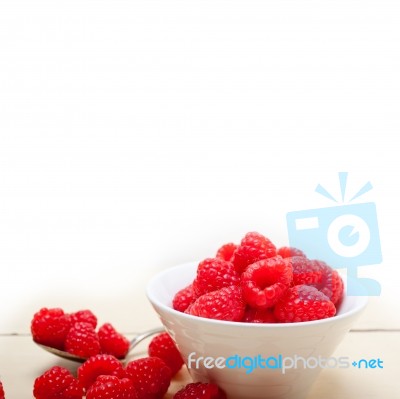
129, 326, 165, 351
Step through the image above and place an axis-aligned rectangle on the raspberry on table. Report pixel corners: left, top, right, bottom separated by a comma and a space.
188, 285, 245, 322
78, 354, 125, 391
125, 357, 172, 399
0, 381, 5, 399
173, 382, 227, 399
86, 375, 137, 399
242, 307, 277, 323
172, 284, 196, 313
277, 246, 306, 258
98, 323, 130, 359
31, 307, 71, 350
215, 242, 237, 262
193, 258, 240, 297
274, 284, 336, 323
148, 332, 184, 376
33, 366, 83, 399
70, 310, 98, 329
65, 322, 100, 358
241, 257, 293, 309
232, 232, 277, 274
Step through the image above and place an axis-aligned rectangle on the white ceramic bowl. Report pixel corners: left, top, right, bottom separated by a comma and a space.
147, 262, 367, 399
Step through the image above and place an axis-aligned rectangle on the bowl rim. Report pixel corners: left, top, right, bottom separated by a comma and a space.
146, 261, 368, 329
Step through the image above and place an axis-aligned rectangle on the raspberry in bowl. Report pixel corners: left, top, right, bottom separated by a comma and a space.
146, 233, 368, 399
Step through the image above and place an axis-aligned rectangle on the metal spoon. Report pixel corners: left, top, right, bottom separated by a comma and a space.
35, 326, 165, 363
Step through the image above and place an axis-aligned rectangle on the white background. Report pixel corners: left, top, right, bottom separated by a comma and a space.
0, 0, 399, 333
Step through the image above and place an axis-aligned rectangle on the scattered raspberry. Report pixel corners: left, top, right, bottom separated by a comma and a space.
193, 258, 240, 297
148, 332, 184, 376
242, 307, 277, 323
172, 284, 196, 313
33, 366, 83, 399
125, 357, 172, 399
189, 286, 245, 322
173, 382, 226, 399
70, 310, 97, 329
215, 243, 237, 262
31, 308, 71, 350
241, 257, 293, 309
274, 285, 336, 323
98, 323, 130, 359
65, 322, 100, 359
78, 354, 125, 391
277, 246, 306, 258
312, 260, 344, 305
86, 375, 137, 399
0, 382, 5, 399
232, 232, 277, 274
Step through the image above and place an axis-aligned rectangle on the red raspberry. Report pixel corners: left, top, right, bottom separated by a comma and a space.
241, 257, 293, 309
277, 246, 306, 258
148, 332, 184, 376
274, 285, 336, 323
173, 382, 226, 399
193, 258, 240, 297
232, 232, 277, 274
242, 307, 277, 323
215, 243, 237, 262
78, 354, 125, 391
172, 284, 195, 313
98, 323, 130, 359
312, 260, 344, 305
70, 310, 97, 328
0, 382, 5, 399
65, 322, 100, 359
188, 286, 245, 322
33, 366, 83, 399
125, 357, 172, 399
290, 256, 324, 286
31, 308, 71, 350
290, 258, 344, 305
86, 375, 137, 399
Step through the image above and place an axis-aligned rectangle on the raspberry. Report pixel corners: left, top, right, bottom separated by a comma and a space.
242, 307, 277, 323
277, 246, 306, 258
78, 354, 125, 391
98, 323, 130, 359
215, 243, 237, 262
290, 256, 324, 286
86, 376, 137, 399
0, 382, 4, 399
148, 332, 184, 376
274, 285, 336, 323
172, 284, 195, 313
241, 257, 293, 309
31, 308, 71, 350
232, 232, 277, 274
193, 258, 240, 297
290, 258, 344, 305
312, 260, 344, 305
70, 310, 97, 328
173, 382, 226, 399
65, 322, 100, 359
33, 366, 83, 399
125, 357, 172, 399
188, 286, 245, 322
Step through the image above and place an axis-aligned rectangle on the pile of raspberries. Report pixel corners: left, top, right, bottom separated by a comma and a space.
173, 232, 344, 323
